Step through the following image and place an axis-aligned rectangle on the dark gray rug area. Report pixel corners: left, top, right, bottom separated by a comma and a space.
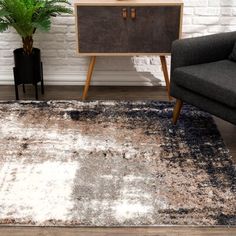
0, 101, 235, 226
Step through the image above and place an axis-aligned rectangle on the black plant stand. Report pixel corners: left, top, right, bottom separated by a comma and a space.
13, 48, 45, 100
13, 63, 44, 100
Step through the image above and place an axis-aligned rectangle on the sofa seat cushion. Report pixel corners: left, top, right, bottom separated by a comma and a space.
172, 60, 236, 108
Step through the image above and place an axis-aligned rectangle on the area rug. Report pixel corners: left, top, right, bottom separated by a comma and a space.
0, 100, 235, 226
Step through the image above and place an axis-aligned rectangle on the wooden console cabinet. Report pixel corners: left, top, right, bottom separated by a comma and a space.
74, 0, 183, 100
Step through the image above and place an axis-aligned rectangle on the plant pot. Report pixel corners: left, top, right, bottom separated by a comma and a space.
13, 48, 44, 100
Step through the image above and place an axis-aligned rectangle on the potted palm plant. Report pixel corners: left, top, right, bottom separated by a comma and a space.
0, 0, 72, 99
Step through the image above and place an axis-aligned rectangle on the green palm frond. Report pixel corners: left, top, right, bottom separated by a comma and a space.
32, 17, 51, 31
0, 9, 10, 17
0, 0, 72, 37
0, 22, 8, 32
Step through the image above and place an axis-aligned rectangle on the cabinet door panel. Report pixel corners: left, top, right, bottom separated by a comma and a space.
128, 6, 181, 53
78, 6, 129, 53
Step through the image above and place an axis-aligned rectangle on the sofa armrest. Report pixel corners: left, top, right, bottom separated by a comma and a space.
171, 31, 236, 76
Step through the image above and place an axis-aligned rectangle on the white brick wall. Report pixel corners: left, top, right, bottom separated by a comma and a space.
0, 0, 236, 86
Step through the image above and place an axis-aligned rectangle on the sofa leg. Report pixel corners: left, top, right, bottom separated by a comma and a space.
173, 99, 183, 125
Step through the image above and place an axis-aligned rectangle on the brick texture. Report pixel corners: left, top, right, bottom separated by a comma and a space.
0, 0, 235, 87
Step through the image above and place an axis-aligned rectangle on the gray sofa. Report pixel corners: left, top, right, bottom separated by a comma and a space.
170, 31, 236, 125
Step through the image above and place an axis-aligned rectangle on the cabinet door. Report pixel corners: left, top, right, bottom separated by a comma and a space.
77, 6, 129, 53
128, 6, 181, 53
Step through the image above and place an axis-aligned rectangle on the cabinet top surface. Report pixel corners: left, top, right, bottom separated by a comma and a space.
74, 0, 183, 6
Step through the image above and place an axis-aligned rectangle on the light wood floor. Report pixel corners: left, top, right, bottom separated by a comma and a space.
0, 85, 235, 236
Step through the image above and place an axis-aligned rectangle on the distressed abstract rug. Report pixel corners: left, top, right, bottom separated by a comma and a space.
0, 101, 235, 226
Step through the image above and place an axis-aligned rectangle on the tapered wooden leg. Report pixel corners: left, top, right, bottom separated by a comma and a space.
160, 55, 172, 101
82, 56, 96, 100
173, 99, 183, 125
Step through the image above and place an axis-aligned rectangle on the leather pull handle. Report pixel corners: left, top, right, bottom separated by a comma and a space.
131, 8, 136, 19
122, 8, 128, 19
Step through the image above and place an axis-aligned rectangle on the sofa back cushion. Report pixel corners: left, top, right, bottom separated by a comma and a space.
229, 42, 236, 61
